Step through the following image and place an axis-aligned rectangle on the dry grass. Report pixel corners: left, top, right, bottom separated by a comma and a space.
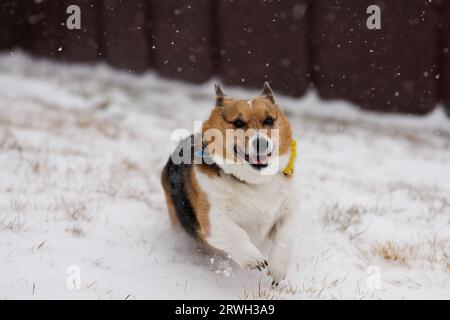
0, 128, 20, 151
58, 197, 93, 222
0, 215, 26, 233
387, 182, 450, 222
240, 275, 343, 300
66, 225, 85, 237
371, 238, 449, 268
372, 240, 409, 264
74, 114, 120, 139
0, 196, 31, 233
0, 101, 123, 141
0, 108, 150, 233
240, 281, 296, 300
323, 204, 364, 232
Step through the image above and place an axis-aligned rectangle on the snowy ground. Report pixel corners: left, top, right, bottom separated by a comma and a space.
0, 52, 449, 300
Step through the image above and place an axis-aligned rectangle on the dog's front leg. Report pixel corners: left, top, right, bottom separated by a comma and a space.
206, 216, 267, 271
268, 197, 298, 286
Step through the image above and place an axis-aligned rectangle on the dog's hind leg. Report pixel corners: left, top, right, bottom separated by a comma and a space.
161, 161, 178, 226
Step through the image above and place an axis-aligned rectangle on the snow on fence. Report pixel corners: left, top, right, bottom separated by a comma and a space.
0, 0, 449, 116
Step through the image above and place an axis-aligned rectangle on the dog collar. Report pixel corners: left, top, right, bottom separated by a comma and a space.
282, 139, 297, 176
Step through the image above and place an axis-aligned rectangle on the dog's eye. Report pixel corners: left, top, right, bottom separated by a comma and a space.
263, 117, 274, 126
233, 119, 245, 128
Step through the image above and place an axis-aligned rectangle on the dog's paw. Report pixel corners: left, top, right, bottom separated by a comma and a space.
267, 261, 288, 286
234, 247, 268, 271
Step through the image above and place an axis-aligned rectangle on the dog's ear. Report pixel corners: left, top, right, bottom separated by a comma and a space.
261, 82, 274, 103
215, 83, 225, 107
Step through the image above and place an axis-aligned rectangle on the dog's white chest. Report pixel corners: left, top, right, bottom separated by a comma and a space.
194, 167, 290, 243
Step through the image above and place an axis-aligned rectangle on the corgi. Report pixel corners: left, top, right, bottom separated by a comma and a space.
161, 82, 298, 285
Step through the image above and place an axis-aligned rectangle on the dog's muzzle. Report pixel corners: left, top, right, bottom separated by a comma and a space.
248, 135, 273, 168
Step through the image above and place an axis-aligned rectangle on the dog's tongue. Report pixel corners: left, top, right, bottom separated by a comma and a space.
249, 153, 269, 165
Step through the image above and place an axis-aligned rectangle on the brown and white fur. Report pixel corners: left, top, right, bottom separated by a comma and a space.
161, 83, 298, 285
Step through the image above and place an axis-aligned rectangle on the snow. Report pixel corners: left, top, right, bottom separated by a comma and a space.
0, 51, 449, 300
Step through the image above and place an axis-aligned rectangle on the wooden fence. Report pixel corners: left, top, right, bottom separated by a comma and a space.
0, 0, 449, 116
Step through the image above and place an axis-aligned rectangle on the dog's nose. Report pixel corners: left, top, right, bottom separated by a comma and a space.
251, 135, 271, 155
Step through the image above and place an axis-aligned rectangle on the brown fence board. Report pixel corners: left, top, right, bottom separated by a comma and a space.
217, 0, 310, 96
0, 1, 29, 51
21, 0, 64, 58
0, 2, 13, 49
59, 0, 102, 62
102, 0, 151, 73
153, 0, 213, 82
311, 0, 439, 114
442, 0, 450, 115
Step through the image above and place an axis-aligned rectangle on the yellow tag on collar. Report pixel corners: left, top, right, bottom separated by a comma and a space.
283, 139, 297, 176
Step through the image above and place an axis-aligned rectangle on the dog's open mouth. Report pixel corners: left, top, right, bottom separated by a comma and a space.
233, 145, 270, 170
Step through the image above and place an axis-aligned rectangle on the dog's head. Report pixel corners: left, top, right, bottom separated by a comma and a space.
202, 82, 293, 184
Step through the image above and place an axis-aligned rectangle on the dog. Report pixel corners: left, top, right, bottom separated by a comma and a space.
161, 82, 298, 285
